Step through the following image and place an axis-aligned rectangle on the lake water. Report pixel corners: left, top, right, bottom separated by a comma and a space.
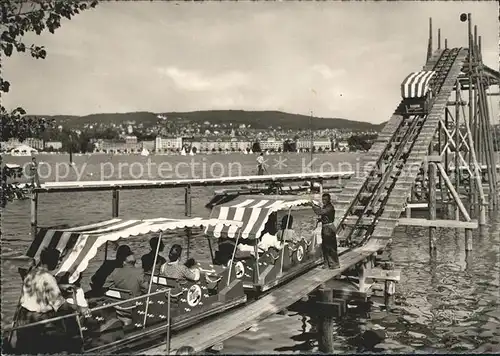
2, 152, 499, 353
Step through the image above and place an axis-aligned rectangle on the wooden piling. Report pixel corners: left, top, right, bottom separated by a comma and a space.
318, 288, 335, 353
454, 81, 461, 221
428, 162, 437, 250
30, 192, 38, 239
465, 229, 473, 251
185, 185, 192, 258
185, 185, 192, 217
112, 190, 120, 217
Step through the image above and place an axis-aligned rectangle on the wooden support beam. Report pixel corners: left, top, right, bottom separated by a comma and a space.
397, 218, 478, 229
428, 162, 437, 250
447, 101, 467, 106
436, 163, 472, 221
364, 268, 401, 282
426, 155, 442, 163
322, 278, 369, 302
315, 299, 347, 318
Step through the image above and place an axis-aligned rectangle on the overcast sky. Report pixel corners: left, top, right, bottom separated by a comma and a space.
3, 1, 498, 124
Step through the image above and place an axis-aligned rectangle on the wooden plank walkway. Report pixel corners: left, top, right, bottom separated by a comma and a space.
140, 238, 389, 355
35, 171, 355, 193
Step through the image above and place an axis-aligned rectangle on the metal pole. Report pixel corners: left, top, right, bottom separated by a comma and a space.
165, 291, 171, 354
226, 230, 242, 287
279, 208, 292, 276
143, 232, 163, 328
427, 18, 433, 62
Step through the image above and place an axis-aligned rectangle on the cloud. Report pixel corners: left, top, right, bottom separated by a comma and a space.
157, 67, 249, 92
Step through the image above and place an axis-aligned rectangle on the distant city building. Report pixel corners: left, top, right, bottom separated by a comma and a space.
155, 136, 183, 152
127, 125, 133, 134
188, 136, 250, 152
45, 141, 63, 150
25, 138, 44, 150
260, 138, 283, 151
125, 136, 138, 144
97, 139, 141, 153
312, 138, 332, 151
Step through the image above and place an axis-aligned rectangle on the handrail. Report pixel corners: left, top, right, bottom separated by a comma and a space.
4, 287, 171, 332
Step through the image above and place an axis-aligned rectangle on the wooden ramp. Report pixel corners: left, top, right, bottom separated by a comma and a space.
140, 238, 389, 355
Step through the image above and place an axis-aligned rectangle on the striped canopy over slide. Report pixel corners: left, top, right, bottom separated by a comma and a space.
26, 217, 242, 283
205, 195, 313, 240
401, 70, 436, 99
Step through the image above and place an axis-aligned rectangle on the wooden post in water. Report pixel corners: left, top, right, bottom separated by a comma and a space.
108, 189, 120, 260
428, 162, 437, 250
185, 185, 192, 258
318, 288, 335, 353
31, 192, 38, 239
112, 190, 119, 217
454, 80, 461, 222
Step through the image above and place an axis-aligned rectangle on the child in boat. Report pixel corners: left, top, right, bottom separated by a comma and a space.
160, 244, 200, 281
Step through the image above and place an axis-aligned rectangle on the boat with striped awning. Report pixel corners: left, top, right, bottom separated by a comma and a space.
7, 217, 247, 354
205, 195, 325, 291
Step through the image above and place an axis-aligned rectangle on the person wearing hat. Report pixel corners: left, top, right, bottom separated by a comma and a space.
87, 245, 134, 297
141, 236, 167, 273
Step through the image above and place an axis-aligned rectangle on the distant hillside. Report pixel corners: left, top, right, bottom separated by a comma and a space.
36, 110, 386, 131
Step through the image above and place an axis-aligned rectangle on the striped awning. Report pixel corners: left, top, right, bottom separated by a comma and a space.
26, 217, 242, 283
205, 195, 312, 240
401, 71, 436, 98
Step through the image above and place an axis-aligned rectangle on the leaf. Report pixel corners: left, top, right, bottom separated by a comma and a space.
0, 79, 11, 93
4, 43, 13, 56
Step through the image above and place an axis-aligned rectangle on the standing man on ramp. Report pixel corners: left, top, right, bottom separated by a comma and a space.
310, 193, 339, 269
256, 153, 265, 175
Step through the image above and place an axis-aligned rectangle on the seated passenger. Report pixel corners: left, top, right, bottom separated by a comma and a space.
58, 272, 89, 313
259, 232, 282, 251
277, 215, 300, 244
160, 244, 200, 281
141, 236, 167, 273
87, 245, 133, 297
103, 246, 149, 297
15, 248, 76, 354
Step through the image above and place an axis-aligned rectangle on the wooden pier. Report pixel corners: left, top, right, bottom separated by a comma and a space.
141, 238, 391, 355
